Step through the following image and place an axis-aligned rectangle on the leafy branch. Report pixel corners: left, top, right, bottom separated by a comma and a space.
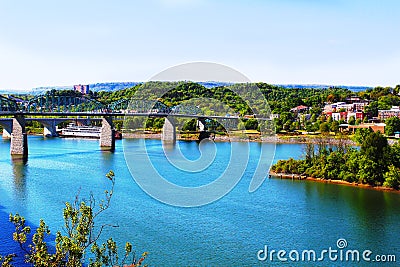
1, 171, 148, 267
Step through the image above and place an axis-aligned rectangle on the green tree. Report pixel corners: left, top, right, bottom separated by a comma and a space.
312, 121, 320, 132
305, 122, 313, 132
383, 165, 400, 189
342, 150, 359, 182
353, 128, 373, 145
290, 121, 299, 132
394, 85, 400, 95
330, 120, 339, 133
182, 119, 197, 131
283, 120, 292, 131
357, 155, 380, 185
384, 116, 400, 136
145, 118, 153, 130
303, 142, 315, 164
390, 142, 400, 168
360, 131, 390, 185
153, 118, 165, 130
364, 101, 379, 117
319, 122, 330, 134
1, 171, 147, 267
348, 116, 355, 125
273, 119, 282, 133
244, 119, 258, 130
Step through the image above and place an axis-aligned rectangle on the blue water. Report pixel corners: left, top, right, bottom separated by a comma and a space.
0, 137, 399, 266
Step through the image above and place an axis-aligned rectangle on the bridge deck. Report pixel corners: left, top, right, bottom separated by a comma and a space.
0, 112, 270, 120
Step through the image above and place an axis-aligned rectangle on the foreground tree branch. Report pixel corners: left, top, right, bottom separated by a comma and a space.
0, 171, 148, 267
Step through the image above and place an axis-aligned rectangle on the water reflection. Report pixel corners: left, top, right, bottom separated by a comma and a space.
303, 180, 400, 251
11, 156, 28, 199
161, 140, 176, 151
101, 149, 115, 173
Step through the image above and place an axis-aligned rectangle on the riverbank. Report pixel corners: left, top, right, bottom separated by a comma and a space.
121, 131, 361, 144
15, 129, 397, 147
269, 172, 400, 194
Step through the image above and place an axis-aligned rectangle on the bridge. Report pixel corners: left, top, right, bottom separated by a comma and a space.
0, 94, 271, 159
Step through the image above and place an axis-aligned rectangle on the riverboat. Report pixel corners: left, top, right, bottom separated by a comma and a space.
59, 123, 101, 138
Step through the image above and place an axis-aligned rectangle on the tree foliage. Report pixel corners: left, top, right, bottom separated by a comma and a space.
0, 171, 147, 267
10, 82, 400, 135
271, 132, 398, 188
383, 165, 400, 190
384, 116, 400, 136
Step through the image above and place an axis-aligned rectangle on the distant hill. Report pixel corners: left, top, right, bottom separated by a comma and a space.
89, 82, 140, 92
25, 81, 233, 95
27, 82, 140, 95
0, 89, 29, 95
276, 84, 372, 92
89, 81, 233, 90
2, 82, 374, 95
198, 81, 233, 88
30, 86, 73, 95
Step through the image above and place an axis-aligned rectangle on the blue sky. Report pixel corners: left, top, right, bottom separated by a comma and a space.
0, 0, 399, 90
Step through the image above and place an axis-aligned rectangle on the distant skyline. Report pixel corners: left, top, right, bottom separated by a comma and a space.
1, 0, 399, 90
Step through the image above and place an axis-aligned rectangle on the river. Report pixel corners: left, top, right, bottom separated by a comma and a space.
0, 136, 399, 266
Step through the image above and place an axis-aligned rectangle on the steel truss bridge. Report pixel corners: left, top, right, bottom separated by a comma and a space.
0, 94, 272, 158
0, 93, 271, 122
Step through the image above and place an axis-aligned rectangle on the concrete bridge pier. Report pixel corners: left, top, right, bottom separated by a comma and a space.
0, 120, 13, 139
41, 119, 58, 137
100, 116, 115, 151
162, 117, 176, 143
10, 115, 28, 158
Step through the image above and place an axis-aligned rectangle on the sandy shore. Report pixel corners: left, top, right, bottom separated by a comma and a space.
269, 172, 400, 194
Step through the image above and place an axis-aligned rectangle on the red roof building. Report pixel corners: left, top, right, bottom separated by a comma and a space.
290, 105, 309, 113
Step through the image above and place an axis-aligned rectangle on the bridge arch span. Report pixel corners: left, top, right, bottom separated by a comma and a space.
23, 94, 106, 113
0, 96, 18, 112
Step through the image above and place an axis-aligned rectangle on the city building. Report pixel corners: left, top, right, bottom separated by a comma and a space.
323, 102, 352, 113
347, 111, 365, 121
323, 99, 369, 114
353, 102, 369, 112
74, 84, 90, 94
329, 112, 347, 121
290, 105, 309, 113
347, 123, 386, 134
345, 96, 362, 103
378, 106, 400, 120
325, 111, 364, 123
